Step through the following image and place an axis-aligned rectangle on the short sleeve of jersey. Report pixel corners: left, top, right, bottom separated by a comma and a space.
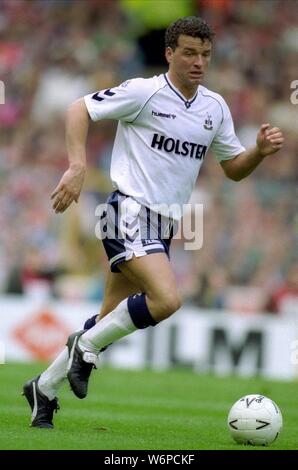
84, 78, 155, 123
210, 98, 245, 162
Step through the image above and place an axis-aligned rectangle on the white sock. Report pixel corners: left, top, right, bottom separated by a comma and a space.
79, 299, 137, 354
38, 347, 69, 400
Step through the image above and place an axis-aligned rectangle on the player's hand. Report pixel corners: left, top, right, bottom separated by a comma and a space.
51, 164, 86, 213
256, 123, 284, 157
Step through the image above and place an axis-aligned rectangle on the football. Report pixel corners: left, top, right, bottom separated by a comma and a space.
227, 394, 283, 446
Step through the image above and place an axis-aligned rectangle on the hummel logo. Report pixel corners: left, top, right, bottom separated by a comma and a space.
203, 112, 213, 130
152, 110, 176, 119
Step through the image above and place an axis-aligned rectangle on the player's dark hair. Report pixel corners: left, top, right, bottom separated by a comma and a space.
165, 16, 214, 50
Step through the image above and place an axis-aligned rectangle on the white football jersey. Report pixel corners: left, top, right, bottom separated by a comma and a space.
84, 73, 245, 219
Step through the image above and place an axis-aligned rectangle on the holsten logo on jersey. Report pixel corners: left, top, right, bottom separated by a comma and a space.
151, 133, 207, 160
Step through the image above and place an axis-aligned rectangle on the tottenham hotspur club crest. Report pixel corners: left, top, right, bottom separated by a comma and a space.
204, 113, 213, 130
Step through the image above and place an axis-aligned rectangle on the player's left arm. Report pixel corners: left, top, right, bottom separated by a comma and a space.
220, 123, 284, 181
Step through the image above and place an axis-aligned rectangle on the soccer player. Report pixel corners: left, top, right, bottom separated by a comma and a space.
23, 16, 284, 428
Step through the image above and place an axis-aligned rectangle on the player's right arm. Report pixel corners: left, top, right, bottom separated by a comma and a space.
51, 77, 158, 213
51, 98, 89, 213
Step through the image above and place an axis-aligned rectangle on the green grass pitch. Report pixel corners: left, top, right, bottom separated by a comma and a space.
0, 363, 297, 450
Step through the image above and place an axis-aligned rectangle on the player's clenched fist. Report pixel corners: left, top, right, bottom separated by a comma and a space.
256, 123, 284, 157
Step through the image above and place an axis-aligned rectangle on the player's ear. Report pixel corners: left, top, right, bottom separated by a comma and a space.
165, 47, 173, 64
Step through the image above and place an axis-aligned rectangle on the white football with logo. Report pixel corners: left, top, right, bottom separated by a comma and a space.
227, 394, 283, 446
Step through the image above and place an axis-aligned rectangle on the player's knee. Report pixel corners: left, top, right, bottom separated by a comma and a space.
157, 292, 182, 319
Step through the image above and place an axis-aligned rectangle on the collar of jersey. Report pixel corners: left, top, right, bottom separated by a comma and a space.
164, 73, 198, 107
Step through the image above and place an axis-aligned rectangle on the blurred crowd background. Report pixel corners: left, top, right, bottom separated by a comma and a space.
0, 0, 297, 315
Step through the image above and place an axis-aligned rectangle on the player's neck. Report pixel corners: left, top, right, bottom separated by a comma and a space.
167, 71, 198, 100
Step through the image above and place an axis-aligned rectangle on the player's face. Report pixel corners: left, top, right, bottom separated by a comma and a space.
166, 35, 212, 91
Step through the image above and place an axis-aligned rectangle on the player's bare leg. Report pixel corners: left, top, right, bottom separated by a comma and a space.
83, 271, 140, 350
67, 252, 181, 398
118, 253, 181, 321
100, 270, 140, 319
